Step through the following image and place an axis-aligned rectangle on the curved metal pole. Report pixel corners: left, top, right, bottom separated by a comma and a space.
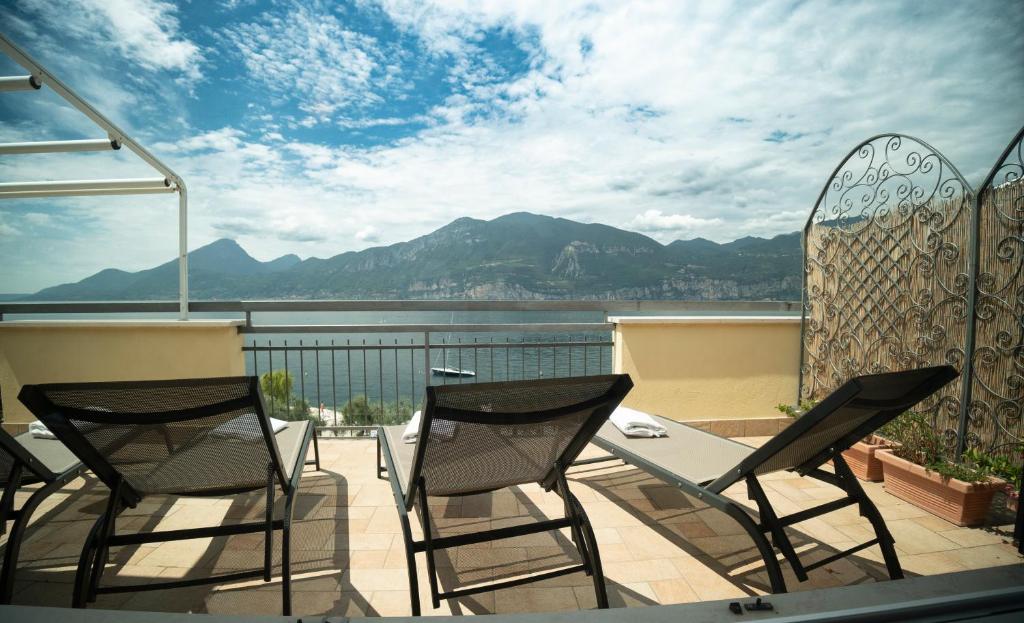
957, 124, 1024, 455
178, 185, 189, 320
0, 33, 190, 320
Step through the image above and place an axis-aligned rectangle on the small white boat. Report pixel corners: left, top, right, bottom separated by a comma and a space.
431, 367, 476, 378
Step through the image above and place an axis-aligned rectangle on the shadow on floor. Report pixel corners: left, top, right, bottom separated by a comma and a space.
573, 462, 905, 595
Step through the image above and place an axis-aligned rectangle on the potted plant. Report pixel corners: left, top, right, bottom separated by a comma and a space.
776, 401, 898, 481
962, 446, 1022, 513
875, 411, 1003, 527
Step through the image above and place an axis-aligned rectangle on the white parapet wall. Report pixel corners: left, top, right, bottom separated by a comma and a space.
611, 315, 802, 435
0, 320, 246, 425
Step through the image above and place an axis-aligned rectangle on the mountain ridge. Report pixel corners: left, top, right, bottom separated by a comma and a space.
25, 212, 802, 301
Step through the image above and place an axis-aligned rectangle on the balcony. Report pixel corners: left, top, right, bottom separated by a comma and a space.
1, 301, 1020, 619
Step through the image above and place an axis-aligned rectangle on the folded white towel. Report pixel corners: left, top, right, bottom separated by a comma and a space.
610, 406, 668, 438
402, 411, 422, 443
402, 411, 456, 444
211, 416, 289, 441
29, 421, 57, 439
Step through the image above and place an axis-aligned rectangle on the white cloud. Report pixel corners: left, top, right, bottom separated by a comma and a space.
627, 210, 725, 242
21, 212, 53, 226
355, 225, 380, 242
221, 1, 391, 121
15, 0, 203, 80
0, 220, 20, 237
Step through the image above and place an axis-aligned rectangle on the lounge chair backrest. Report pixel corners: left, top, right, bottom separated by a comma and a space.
0, 427, 53, 486
707, 365, 958, 492
18, 377, 287, 506
410, 374, 633, 499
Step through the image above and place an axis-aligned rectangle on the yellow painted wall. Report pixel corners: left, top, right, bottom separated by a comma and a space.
612, 316, 801, 422
0, 321, 246, 424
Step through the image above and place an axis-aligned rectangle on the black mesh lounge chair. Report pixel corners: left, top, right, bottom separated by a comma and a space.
376, 374, 633, 616
0, 426, 85, 603
583, 365, 958, 594
17, 376, 320, 615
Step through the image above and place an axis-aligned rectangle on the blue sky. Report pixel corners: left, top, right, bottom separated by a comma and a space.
1, 0, 1022, 292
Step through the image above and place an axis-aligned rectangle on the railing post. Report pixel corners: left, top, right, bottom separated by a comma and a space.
954, 188, 983, 459
423, 331, 431, 394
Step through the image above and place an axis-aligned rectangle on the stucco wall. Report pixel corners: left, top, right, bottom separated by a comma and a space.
612, 316, 801, 422
0, 321, 245, 424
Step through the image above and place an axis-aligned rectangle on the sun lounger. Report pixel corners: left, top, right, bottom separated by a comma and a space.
585, 365, 958, 593
18, 376, 320, 614
0, 426, 85, 603
377, 374, 633, 616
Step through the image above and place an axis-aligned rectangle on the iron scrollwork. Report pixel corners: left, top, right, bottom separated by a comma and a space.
800, 134, 974, 444
968, 126, 1024, 455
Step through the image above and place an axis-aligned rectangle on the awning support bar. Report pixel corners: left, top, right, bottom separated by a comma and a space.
0, 139, 120, 154
0, 75, 40, 91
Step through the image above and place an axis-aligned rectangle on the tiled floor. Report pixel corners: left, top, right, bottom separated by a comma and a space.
4, 438, 1021, 617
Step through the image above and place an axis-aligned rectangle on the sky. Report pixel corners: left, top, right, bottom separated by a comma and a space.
0, 0, 1022, 293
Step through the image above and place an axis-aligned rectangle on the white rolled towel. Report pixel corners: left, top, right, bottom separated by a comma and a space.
402, 411, 456, 444
29, 421, 57, 439
402, 411, 422, 443
610, 406, 668, 438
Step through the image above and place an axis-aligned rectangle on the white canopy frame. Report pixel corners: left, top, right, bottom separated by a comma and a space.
0, 33, 189, 319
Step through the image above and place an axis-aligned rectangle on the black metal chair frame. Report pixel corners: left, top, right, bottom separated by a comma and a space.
18, 377, 321, 615
582, 365, 959, 594
0, 427, 85, 603
376, 374, 633, 616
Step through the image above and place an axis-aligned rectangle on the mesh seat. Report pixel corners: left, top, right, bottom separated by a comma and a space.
378, 374, 633, 615
17, 376, 318, 615
417, 376, 627, 497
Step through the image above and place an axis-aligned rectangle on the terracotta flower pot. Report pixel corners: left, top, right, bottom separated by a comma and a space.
876, 450, 1002, 527
842, 435, 898, 482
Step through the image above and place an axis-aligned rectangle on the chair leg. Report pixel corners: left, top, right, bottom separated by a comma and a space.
833, 455, 903, 580
714, 494, 788, 594
554, 468, 591, 575
309, 428, 321, 470
72, 515, 105, 608
0, 463, 21, 537
376, 434, 386, 480
264, 465, 275, 583
403, 516, 422, 617
417, 477, 441, 609
555, 467, 606, 606
378, 431, 420, 615
746, 475, 808, 582
1, 472, 62, 604
281, 482, 298, 616
576, 501, 608, 609
87, 481, 123, 603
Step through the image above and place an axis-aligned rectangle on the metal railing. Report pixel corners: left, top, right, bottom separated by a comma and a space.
244, 332, 614, 436
0, 298, 800, 319
0, 299, 800, 434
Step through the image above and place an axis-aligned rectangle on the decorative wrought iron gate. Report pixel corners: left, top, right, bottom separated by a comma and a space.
799, 127, 1023, 460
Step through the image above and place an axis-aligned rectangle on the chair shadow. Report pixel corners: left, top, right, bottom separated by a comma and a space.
416, 484, 659, 614
573, 462, 904, 596
11, 449, 377, 616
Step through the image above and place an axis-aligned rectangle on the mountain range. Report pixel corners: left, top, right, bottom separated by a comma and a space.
24, 212, 802, 301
